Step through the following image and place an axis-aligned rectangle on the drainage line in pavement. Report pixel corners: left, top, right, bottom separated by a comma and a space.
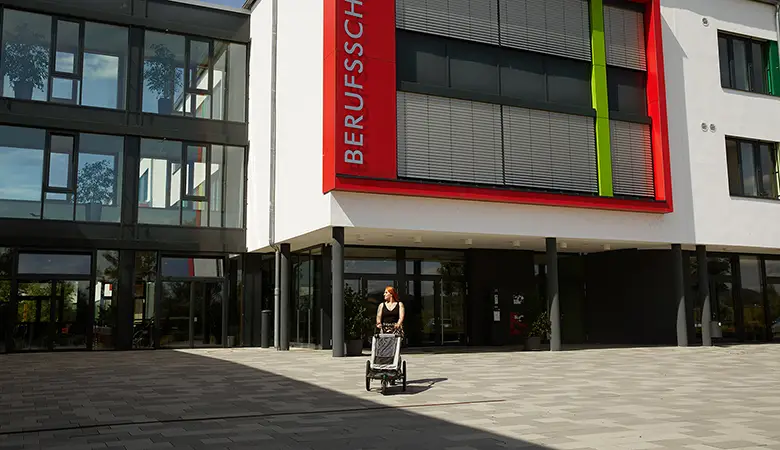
0, 399, 506, 436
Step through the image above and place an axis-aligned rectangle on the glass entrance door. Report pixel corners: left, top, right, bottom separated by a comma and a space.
159, 280, 223, 348
765, 281, 780, 342
13, 280, 90, 351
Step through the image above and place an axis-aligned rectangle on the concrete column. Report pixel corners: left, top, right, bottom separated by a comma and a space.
279, 243, 291, 351
273, 250, 280, 349
332, 227, 345, 357
546, 238, 561, 351
672, 244, 688, 347
697, 245, 712, 347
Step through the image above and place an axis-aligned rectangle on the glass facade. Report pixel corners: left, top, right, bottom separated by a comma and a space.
142, 31, 247, 121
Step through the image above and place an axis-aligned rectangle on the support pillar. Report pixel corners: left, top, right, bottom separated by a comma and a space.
672, 244, 688, 347
273, 250, 280, 349
546, 238, 561, 351
279, 243, 291, 351
697, 245, 712, 347
332, 227, 345, 357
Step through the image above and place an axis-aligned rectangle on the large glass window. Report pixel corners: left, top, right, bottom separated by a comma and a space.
607, 67, 647, 116
718, 33, 769, 95
396, 29, 592, 110
143, 31, 247, 122
94, 250, 119, 350
0, 125, 123, 222
0, 9, 128, 108
0, 125, 45, 219
725, 137, 778, 199
138, 139, 244, 228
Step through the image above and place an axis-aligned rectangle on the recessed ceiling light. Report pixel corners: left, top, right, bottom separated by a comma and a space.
512, 240, 521, 248
357, 234, 365, 242
560, 242, 568, 249
603, 244, 611, 251
413, 236, 423, 243
464, 238, 473, 245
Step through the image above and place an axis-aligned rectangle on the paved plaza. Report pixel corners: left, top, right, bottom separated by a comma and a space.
1, 345, 779, 449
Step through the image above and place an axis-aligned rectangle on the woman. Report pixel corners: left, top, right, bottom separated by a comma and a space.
376, 286, 405, 335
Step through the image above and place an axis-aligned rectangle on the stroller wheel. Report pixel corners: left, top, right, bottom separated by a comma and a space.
381, 378, 388, 395
402, 361, 407, 392
365, 361, 371, 392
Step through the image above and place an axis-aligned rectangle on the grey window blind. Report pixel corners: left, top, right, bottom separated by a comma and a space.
503, 106, 598, 193
604, 4, 647, 71
397, 91, 504, 185
610, 120, 654, 197
395, 0, 500, 45
499, 0, 591, 62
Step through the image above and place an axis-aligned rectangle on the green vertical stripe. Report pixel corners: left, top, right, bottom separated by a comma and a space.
767, 41, 780, 97
590, 0, 613, 196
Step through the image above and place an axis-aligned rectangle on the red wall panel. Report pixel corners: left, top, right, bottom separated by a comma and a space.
322, 0, 673, 214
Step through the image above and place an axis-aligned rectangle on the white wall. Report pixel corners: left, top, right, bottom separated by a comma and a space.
663, 0, 780, 249
246, 0, 273, 252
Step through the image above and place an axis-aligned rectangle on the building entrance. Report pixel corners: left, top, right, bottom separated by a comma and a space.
12, 280, 91, 351
159, 281, 224, 348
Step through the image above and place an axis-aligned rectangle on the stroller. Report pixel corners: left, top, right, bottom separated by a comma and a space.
365, 329, 407, 395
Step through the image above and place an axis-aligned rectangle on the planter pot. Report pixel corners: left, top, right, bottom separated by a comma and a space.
158, 97, 173, 115
525, 336, 542, 351
14, 81, 34, 100
346, 339, 364, 356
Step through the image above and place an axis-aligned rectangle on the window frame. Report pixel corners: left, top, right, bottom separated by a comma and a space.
183, 37, 214, 118
395, 29, 595, 118
48, 17, 85, 105
42, 131, 79, 219
726, 136, 779, 200
719, 32, 769, 95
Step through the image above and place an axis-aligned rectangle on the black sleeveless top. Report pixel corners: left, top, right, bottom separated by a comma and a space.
381, 302, 400, 324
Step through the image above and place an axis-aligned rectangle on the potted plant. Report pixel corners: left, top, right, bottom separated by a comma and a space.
344, 284, 371, 356
77, 160, 115, 222
526, 311, 551, 351
143, 43, 182, 115
1, 23, 49, 100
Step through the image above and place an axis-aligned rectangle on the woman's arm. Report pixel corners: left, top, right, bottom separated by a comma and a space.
376, 303, 383, 328
397, 302, 405, 327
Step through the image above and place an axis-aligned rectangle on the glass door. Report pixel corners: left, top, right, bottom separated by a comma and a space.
712, 278, 737, 340
13, 280, 90, 351
440, 278, 466, 345
160, 281, 223, 348
766, 280, 780, 342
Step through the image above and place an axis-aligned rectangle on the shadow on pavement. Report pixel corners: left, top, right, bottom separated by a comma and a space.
0, 350, 550, 450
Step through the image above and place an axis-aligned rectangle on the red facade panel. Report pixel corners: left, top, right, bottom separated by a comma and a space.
322, 0, 673, 214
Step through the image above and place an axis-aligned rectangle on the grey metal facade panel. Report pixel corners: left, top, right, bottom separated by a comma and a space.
397, 92, 503, 185
610, 120, 654, 197
503, 106, 598, 193
396, 0, 500, 45
604, 4, 647, 71
499, 0, 592, 61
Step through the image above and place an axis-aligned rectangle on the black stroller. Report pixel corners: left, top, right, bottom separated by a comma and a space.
365, 329, 407, 395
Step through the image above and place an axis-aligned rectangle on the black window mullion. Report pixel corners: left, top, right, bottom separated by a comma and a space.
179, 142, 185, 225
48, 19, 57, 102
205, 144, 212, 226
184, 37, 191, 117
71, 133, 80, 220
0, 6, 5, 98
41, 132, 52, 218
76, 20, 85, 105
728, 36, 736, 90
208, 40, 214, 119
746, 38, 755, 92
223, 43, 230, 120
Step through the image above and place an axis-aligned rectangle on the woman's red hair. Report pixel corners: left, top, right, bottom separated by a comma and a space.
385, 286, 399, 302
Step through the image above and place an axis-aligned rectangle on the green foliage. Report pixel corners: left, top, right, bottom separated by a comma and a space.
77, 161, 115, 205
143, 44, 182, 100
1, 23, 49, 92
529, 310, 551, 338
344, 284, 371, 340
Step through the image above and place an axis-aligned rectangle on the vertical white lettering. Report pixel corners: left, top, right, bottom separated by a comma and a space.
345, 132, 364, 146
342, 0, 366, 167
344, 19, 363, 39
344, 92, 364, 112
344, 0, 363, 18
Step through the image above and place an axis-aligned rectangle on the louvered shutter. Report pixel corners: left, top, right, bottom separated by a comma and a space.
610, 120, 654, 197
397, 92, 503, 185
395, 0, 499, 45
503, 106, 598, 193
604, 4, 647, 71
499, 0, 591, 61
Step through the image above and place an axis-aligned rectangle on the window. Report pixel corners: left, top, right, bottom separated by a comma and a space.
0, 9, 128, 108
396, 30, 592, 111
719, 33, 769, 94
607, 66, 647, 116
0, 125, 122, 222
138, 139, 245, 228
142, 31, 247, 122
726, 137, 778, 199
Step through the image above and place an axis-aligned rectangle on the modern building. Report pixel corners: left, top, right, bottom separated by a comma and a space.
0, 0, 253, 352
3, 0, 780, 355
246, 0, 780, 355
